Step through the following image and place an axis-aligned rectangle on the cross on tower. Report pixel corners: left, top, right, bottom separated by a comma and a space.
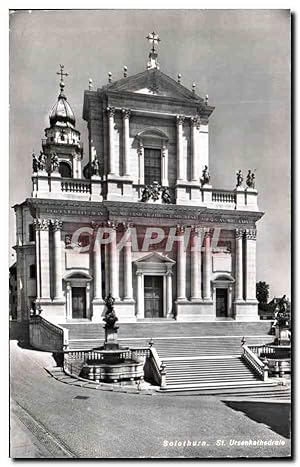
56, 65, 68, 92
146, 32, 161, 52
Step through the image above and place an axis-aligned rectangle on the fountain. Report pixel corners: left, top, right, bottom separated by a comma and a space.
260, 295, 291, 377
80, 294, 145, 384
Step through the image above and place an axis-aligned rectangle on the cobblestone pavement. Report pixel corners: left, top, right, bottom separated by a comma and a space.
10, 340, 291, 459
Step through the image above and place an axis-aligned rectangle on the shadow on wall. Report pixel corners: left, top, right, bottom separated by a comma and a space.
223, 400, 291, 439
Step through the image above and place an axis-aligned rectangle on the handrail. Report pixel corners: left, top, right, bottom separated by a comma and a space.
242, 344, 269, 381
29, 314, 68, 352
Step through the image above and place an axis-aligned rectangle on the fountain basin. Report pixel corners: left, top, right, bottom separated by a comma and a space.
80, 359, 144, 383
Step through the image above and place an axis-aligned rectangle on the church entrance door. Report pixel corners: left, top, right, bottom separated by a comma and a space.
72, 287, 86, 319
216, 288, 228, 317
144, 276, 163, 318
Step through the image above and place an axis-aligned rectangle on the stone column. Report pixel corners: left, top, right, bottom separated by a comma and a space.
176, 115, 185, 181
191, 116, 201, 181
161, 144, 169, 186
107, 106, 116, 175
52, 219, 64, 301
93, 225, 103, 301
203, 231, 212, 301
109, 223, 119, 300
235, 229, 244, 301
33, 219, 41, 300
177, 226, 186, 300
166, 271, 173, 316
138, 142, 144, 185
122, 108, 131, 176
245, 229, 257, 301
191, 226, 202, 301
136, 272, 144, 318
38, 219, 51, 300
123, 227, 133, 300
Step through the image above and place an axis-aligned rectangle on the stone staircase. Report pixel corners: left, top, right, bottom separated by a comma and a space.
59, 320, 289, 398
61, 321, 273, 350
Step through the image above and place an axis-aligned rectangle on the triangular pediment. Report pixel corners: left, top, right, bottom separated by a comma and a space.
106, 69, 203, 102
135, 252, 175, 264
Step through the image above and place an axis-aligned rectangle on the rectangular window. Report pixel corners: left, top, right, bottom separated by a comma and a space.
144, 148, 161, 186
29, 224, 34, 242
29, 264, 36, 279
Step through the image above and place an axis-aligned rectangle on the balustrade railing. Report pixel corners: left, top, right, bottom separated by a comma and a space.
29, 314, 68, 352
61, 178, 91, 193
242, 344, 269, 381
248, 344, 276, 357
147, 346, 167, 388
212, 189, 236, 204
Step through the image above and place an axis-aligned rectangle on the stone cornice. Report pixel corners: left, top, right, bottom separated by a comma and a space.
26, 198, 264, 228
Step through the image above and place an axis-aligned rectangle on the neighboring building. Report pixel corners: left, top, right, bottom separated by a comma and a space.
13, 35, 263, 325
9, 262, 17, 319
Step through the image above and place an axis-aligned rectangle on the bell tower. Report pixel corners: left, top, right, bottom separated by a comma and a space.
42, 65, 83, 178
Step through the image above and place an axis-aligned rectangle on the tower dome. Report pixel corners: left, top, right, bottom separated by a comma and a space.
49, 81, 76, 128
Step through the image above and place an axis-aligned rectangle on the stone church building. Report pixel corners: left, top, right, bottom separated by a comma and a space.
13, 34, 263, 326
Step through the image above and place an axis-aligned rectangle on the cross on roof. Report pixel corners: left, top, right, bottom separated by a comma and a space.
146, 32, 161, 52
57, 64, 69, 82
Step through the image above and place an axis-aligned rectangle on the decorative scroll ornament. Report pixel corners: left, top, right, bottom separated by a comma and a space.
245, 229, 257, 240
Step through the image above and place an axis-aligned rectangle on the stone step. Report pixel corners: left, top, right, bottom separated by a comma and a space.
61, 320, 273, 340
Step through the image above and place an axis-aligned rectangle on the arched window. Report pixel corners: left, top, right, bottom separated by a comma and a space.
59, 162, 72, 178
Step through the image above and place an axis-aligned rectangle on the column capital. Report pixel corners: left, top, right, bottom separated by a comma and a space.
235, 228, 245, 239
121, 108, 131, 119
33, 218, 50, 231
51, 219, 63, 231
176, 224, 185, 234
190, 116, 201, 129
191, 225, 203, 235
106, 220, 117, 230
245, 228, 257, 240
176, 115, 185, 126
106, 106, 115, 117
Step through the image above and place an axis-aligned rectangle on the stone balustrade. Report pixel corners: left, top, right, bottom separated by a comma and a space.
61, 179, 91, 193
242, 344, 269, 381
212, 189, 236, 204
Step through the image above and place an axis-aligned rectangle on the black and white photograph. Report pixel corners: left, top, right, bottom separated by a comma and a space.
8, 8, 291, 459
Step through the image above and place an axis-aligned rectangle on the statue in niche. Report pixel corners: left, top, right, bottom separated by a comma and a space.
201, 165, 210, 185
50, 152, 59, 173
32, 152, 38, 173
91, 158, 100, 176
246, 170, 256, 189
161, 187, 171, 204
236, 169, 243, 187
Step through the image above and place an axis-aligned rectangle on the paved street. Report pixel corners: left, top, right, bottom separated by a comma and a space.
10, 339, 291, 459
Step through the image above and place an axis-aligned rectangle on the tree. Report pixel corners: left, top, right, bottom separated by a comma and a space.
256, 281, 270, 304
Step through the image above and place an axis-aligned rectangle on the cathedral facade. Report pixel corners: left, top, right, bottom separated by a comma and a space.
13, 35, 263, 325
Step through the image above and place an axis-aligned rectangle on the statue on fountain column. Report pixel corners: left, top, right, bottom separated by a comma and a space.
103, 293, 118, 329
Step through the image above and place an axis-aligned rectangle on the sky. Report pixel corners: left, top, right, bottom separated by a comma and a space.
9, 9, 291, 298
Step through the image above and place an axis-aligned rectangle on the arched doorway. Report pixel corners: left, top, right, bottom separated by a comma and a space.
63, 271, 92, 320
212, 274, 235, 318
